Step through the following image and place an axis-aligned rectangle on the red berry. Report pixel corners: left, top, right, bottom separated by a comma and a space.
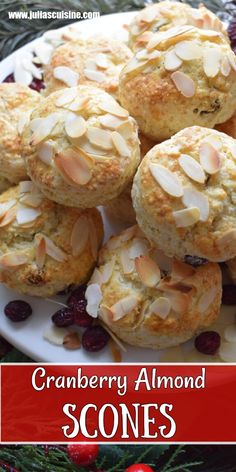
67, 285, 93, 327
52, 308, 74, 327
67, 443, 99, 466
82, 325, 110, 352
4, 300, 32, 322
125, 465, 154, 472
195, 331, 221, 355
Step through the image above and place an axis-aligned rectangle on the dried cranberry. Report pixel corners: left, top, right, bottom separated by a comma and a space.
30, 77, 45, 92
82, 325, 110, 352
222, 284, 236, 305
4, 300, 32, 322
184, 255, 208, 267
195, 331, 221, 355
52, 308, 74, 327
228, 19, 236, 54
3, 73, 14, 83
67, 285, 93, 327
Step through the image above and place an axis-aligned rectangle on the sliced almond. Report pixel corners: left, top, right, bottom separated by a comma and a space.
16, 205, 41, 225
65, 113, 87, 139
70, 215, 89, 256
198, 286, 217, 313
173, 207, 200, 227
98, 100, 129, 118
171, 71, 196, 98
175, 41, 202, 60
166, 290, 190, 313
202, 135, 222, 151
0, 252, 28, 268
111, 295, 139, 321
179, 154, 206, 183
199, 142, 221, 174
89, 268, 103, 286
101, 260, 115, 284
120, 225, 138, 242
95, 53, 109, 69
111, 131, 131, 157
149, 297, 171, 319
31, 113, 61, 145
63, 332, 81, 350
67, 96, 89, 112
0, 200, 16, 219
43, 235, 67, 262
55, 88, 78, 107
220, 56, 231, 77
84, 69, 106, 83
55, 147, 93, 186
228, 51, 236, 72
120, 248, 135, 274
164, 49, 182, 71
141, 5, 158, 23
149, 163, 183, 197
87, 127, 113, 150
20, 193, 42, 208
117, 120, 134, 139
99, 113, 125, 130
38, 140, 54, 166
129, 238, 149, 259
53, 66, 79, 87
224, 325, 236, 343
85, 283, 102, 318
19, 181, 33, 194
203, 48, 221, 78
171, 259, 196, 280
182, 187, 209, 222
35, 236, 46, 269
43, 326, 69, 346
0, 207, 16, 227
135, 255, 160, 287
17, 111, 31, 135
219, 342, 236, 362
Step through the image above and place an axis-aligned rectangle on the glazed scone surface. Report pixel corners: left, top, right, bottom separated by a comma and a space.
0, 83, 41, 184
132, 126, 236, 262
0, 183, 103, 297
44, 37, 132, 98
86, 225, 222, 349
128, 1, 228, 51
23, 85, 140, 208
119, 25, 236, 141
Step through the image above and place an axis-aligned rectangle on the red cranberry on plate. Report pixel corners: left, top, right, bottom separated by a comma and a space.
82, 325, 110, 352
67, 285, 93, 328
3, 73, 45, 92
52, 308, 75, 327
195, 331, 221, 355
4, 300, 32, 322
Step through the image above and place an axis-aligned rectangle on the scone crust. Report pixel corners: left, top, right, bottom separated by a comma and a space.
119, 26, 236, 141
0, 83, 41, 183
216, 111, 236, 139
23, 85, 140, 208
92, 226, 222, 349
132, 126, 236, 262
44, 38, 132, 98
0, 184, 103, 297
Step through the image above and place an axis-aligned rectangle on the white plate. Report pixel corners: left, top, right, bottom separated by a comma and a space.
0, 11, 233, 363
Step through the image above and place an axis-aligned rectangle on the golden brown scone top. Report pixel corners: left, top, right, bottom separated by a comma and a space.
132, 126, 236, 262
128, 1, 228, 50
43, 37, 132, 97
85, 225, 221, 349
0, 83, 41, 183
0, 183, 103, 297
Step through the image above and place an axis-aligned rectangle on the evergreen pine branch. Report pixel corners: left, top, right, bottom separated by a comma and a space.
161, 445, 185, 472
165, 461, 203, 472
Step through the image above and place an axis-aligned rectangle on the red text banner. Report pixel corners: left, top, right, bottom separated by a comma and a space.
1, 364, 236, 443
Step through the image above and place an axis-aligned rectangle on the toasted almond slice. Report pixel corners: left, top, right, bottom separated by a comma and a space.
65, 113, 87, 139
219, 342, 236, 362
228, 51, 236, 72
220, 56, 231, 77
0, 200, 16, 219
173, 207, 200, 227
85, 283, 102, 318
84, 68, 106, 83
89, 268, 103, 286
43, 326, 69, 346
166, 290, 190, 313
30, 118, 42, 132
17, 111, 31, 135
135, 255, 160, 287
87, 127, 113, 150
98, 100, 129, 118
14, 62, 32, 86
63, 332, 81, 350
55, 147, 93, 186
198, 286, 218, 313
182, 187, 209, 222
149, 297, 171, 319
101, 260, 115, 284
148, 50, 161, 60
147, 26, 193, 50
111, 131, 131, 157
199, 142, 221, 174
202, 135, 222, 151
141, 5, 158, 23
120, 248, 135, 274
224, 325, 236, 343
53, 66, 79, 87
111, 295, 139, 321
164, 49, 182, 71
120, 225, 138, 242
0, 252, 28, 268
19, 181, 33, 194
38, 140, 54, 166
67, 96, 89, 112
31, 113, 61, 145
99, 114, 125, 130
16, 205, 41, 225
99, 304, 113, 323
43, 235, 67, 262
203, 48, 221, 78
149, 163, 183, 197
70, 215, 89, 256
171, 71, 196, 98
129, 238, 149, 259
55, 88, 78, 107
179, 154, 206, 183
136, 48, 149, 60
175, 40, 202, 60
35, 236, 46, 269
20, 193, 42, 208
95, 53, 109, 69
0, 207, 16, 227
171, 259, 196, 280
117, 120, 134, 139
